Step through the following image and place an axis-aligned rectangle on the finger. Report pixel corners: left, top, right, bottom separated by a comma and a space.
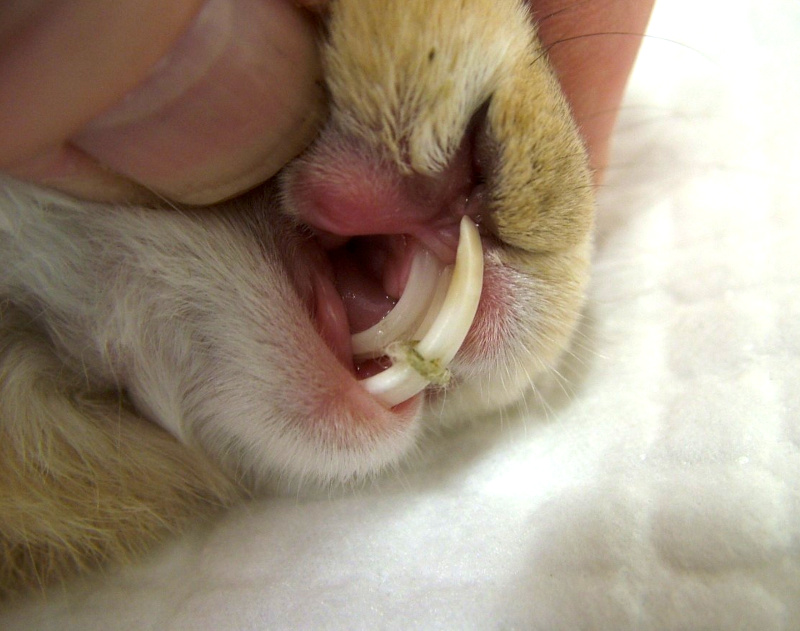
532, 0, 656, 181
0, 0, 204, 166
72, 0, 326, 205
1, 0, 325, 205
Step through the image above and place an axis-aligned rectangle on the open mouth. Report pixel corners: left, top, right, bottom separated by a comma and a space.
352, 217, 483, 406
293, 216, 485, 410
283, 117, 491, 409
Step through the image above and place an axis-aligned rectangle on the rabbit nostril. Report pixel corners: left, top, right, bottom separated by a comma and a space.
469, 97, 493, 183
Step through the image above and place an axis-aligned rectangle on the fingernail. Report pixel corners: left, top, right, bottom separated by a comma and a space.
73, 0, 324, 205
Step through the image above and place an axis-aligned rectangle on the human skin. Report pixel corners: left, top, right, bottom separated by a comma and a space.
533, 0, 656, 180
0, 0, 654, 203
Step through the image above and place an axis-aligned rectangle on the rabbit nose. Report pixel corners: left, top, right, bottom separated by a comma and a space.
282, 102, 493, 264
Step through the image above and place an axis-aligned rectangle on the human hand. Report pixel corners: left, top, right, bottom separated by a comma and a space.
0, 0, 652, 206
532, 0, 656, 182
0, 0, 325, 205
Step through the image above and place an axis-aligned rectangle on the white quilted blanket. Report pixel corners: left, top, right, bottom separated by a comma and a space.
4, 0, 799, 628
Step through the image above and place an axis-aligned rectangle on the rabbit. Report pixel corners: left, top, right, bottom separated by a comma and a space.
0, 0, 593, 596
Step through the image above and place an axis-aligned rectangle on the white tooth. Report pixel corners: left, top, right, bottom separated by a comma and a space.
361, 217, 484, 407
352, 248, 443, 360
412, 265, 453, 340
414, 223, 482, 365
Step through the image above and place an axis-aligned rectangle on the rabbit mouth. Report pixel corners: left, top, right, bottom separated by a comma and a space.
308, 217, 484, 408
282, 120, 493, 408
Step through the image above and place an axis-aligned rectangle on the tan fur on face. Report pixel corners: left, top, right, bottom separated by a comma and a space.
489, 49, 594, 252
324, 1, 529, 174
324, 0, 593, 251
0, 0, 594, 596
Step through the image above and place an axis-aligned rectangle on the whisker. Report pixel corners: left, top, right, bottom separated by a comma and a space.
532, 0, 597, 26
532, 32, 714, 67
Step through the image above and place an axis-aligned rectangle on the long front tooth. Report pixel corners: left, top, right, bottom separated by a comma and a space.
412, 266, 453, 340
414, 217, 483, 365
361, 217, 484, 407
352, 248, 443, 360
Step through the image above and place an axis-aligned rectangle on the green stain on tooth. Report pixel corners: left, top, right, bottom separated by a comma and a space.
386, 341, 451, 386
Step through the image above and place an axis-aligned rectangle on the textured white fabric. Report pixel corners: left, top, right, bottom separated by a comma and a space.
4, 0, 799, 628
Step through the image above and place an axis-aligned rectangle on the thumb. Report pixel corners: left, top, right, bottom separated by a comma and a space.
1, 0, 325, 205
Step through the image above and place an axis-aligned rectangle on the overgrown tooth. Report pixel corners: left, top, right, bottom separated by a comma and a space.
352, 248, 443, 360
413, 218, 483, 365
361, 217, 484, 407
412, 266, 453, 340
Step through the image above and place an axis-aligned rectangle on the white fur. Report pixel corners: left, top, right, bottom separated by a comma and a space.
0, 180, 424, 485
